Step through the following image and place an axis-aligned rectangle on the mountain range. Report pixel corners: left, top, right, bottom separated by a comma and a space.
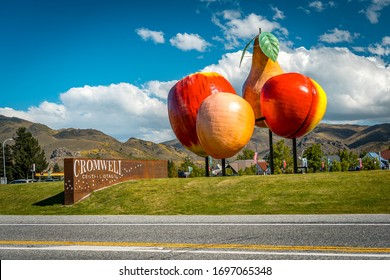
1, 115, 389, 169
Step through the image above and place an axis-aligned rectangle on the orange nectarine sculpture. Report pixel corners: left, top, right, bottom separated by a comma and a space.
196, 92, 255, 159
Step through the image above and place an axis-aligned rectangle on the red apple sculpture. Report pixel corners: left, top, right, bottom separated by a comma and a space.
168, 72, 236, 157
260, 72, 327, 139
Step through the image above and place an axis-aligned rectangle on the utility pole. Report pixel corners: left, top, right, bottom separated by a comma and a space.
205, 156, 209, 177
292, 138, 298, 174
222, 158, 226, 176
2, 138, 14, 184
269, 129, 274, 174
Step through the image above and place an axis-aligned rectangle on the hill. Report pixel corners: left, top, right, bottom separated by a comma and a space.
0, 115, 188, 169
1, 115, 389, 169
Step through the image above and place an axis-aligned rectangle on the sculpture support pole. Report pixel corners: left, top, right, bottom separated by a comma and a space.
269, 129, 274, 174
205, 156, 209, 177
293, 138, 298, 174
222, 158, 226, 176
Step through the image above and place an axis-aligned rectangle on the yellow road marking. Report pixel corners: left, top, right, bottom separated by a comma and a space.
1, 240, 390, 254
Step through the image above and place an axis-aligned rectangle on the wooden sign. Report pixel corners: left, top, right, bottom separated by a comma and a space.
64, 158, 167, 204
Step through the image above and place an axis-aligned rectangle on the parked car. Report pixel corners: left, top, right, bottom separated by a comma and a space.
44, 178, 57, 182
9, 179, 34, 184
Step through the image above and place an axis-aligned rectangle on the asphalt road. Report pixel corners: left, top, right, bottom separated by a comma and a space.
1, 215, 389, 260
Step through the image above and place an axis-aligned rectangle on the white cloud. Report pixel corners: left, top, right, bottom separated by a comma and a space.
271, 6, 285, 20
201, 51, 251, 94
135, 28, 165, 44
143, 80, 177, 100
368, 36, 390, 56
319, 28, 359, 43
199, 0, 218, 5
169, 33, 211, 52
298, 6, 311, 14
309, 1, 325, 12
362, 0, 390, 24
212, 10, 288, 49
382, 36, 390, 46
303, 1, 336, 13
368, 43, 389, 57
352, 36, 390, 58
0, 107, 37, 123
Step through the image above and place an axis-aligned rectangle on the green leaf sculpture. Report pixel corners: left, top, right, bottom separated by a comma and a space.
239, 30, 280, 67
258, 32, 279, 62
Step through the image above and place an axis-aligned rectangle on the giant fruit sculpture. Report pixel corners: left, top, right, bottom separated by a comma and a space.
168, 72, 236, 157
196, 92, 255, 159
242, 31, 284, 127
260, 72, 327, 139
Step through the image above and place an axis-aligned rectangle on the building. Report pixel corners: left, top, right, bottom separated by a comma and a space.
227, 160, 269, 175
380, 149, 390, 161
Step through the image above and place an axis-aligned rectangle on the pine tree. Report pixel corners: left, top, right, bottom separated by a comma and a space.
11, 127, 48, 179
52, 163, 61, 173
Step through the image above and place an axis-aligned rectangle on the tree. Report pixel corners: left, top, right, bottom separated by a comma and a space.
303, 143, 323, 172
243, 165, 257, 175
168, 160, 178, 178
52, 163, 61, 173
330, 160, 342, 172
362, 157, 380, 170
273, 140, 293, 174
179, 157, 204, 177
11, 127, 48, 179
236, 148, 255, 160
338, 148, 358, 171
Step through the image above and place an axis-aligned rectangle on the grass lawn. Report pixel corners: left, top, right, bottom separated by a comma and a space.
0, 170, 389, 215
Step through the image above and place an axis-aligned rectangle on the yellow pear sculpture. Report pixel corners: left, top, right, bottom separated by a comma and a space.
242, 32, 284, 127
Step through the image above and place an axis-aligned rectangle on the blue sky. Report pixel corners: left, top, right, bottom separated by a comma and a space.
0, 0, 389, 142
